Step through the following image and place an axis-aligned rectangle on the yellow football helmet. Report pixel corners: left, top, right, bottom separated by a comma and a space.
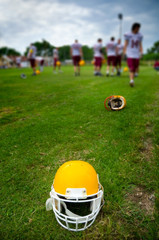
104, 95, 126, 111
79, 60, 85, 66
46, 160, 104, 231
36, 69, 40, 75
123, 67, 128, 72
56, 61, 61, 66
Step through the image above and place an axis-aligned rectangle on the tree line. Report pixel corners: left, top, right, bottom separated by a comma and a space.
23, 39, 94, 61
0, 39, 159, 61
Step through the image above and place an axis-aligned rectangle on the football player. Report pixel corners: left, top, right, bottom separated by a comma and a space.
36, 56, 44, 72
70, 40, 83, 76
53, 47, 62, 73
106, 37, 117, 76
16, 56, 21, 68
154, 59, 159, 71
123, 23, 143, 87
27, 43, 37, 76
93, 38, 103, 76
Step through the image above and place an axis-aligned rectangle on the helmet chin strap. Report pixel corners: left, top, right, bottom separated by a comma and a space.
46, 198, 53, 211
46, 197, 83, 218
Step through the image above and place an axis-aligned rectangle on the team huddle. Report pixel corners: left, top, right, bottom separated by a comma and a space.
27, 22, 143, 87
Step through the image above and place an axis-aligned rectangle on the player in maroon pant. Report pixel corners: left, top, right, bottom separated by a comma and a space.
123, 23, 143, 87
106, 37, 117, 76
70, 40, 83, 76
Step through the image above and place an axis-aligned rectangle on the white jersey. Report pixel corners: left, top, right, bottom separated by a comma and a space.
117, 44, 123, 55
93, 43, 103, 57
28, 45, 36, 59
53, 49, 59, 58
124, 32, 143, 59
16, 56, 21, 63
36, 56, 44, 62
106, 41, 117, 56
71, 43, 82, 56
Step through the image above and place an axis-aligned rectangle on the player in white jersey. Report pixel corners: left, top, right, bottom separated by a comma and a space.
93, 38, 103, 76
116, 39, 123, 76
53, 48, 62, 74
123, 23, 143, 87
106, 37, 117, 76
70, 40, 83, 76
36, 56, 45, 72
16, 56, 21, 68
27, 43, 37, 75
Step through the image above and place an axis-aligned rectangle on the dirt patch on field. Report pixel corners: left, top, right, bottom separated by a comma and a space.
0, 107, 16, 118
140, 137, 154, 161
138, 121, 154, 161
126, 187, 155, 215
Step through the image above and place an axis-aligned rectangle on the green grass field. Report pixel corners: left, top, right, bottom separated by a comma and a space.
0, 65, 159, 240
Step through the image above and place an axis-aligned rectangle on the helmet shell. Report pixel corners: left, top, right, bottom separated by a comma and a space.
79, 60, 85, 66
56, 61, 61, 66
53, 161, 99, 196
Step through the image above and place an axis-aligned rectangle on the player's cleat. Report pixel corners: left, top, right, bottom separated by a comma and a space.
32, 72, 36, 76
98, 72, 103, 76
106, 73, 109, 77
129, 80, 134, 87
117, 71, 120, 76
20, 73, 27, 79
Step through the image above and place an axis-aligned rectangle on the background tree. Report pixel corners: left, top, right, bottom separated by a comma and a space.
143, 40, 159, 60
24, 40, 95, 61
59, 45, 70, 61
0, 47, 21, 57
147, 41, 159, 54
82, 46, 93, 60
24, 39, 54, 57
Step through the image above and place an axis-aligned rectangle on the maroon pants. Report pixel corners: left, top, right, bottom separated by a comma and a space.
94, 57, 102, 67
116, 55, 122, 67
53, 58, 58, 67
72, 56, 81, 66
29, 59, 36, 68
127, 58, 139, 72
107, 56, 117, 67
